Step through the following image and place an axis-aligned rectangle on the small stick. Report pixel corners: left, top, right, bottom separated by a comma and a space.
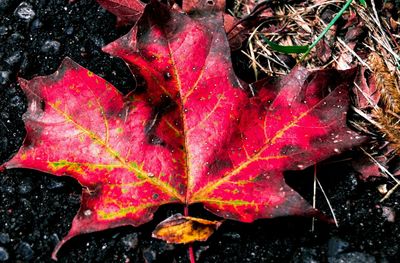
312, 165, 317, 232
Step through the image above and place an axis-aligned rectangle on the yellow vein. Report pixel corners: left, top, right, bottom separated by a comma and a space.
47, 101, 184, 202
193, 98, 331, 200
165, 35, 192, 203
187, 95, 223, 133
131, 56, 173, 98
182, 65, 206, 104
192, 155, 287, 201
87, 86, 110, 144
198, 198, 255, 206
164, 119, 182, 137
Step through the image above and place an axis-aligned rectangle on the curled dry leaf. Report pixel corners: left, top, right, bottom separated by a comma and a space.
2, 0, 365, 259
152, 213, 222, 244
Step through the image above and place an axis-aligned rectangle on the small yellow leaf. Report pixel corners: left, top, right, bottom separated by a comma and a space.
152, 213, 222, 244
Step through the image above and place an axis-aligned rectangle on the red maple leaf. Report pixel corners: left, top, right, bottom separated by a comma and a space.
96, 0, 247, 49
2, 0, 364, 259
96, 0, 146, 25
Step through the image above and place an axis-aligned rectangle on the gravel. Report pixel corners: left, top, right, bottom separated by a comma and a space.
0, 0, 399, 262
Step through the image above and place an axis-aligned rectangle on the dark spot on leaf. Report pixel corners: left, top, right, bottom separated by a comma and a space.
140, 49, 157, 62
191, 221, 201, 230
163, 72, 172, 80
148, 134, 164, 145
280, 145, 302, 155
208, 158, 233, 175
145, 97, 175, 135
40, 99, 45, 111
252, 172, 269, 182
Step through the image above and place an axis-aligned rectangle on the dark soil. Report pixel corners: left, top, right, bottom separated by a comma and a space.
0, 0, 399, 262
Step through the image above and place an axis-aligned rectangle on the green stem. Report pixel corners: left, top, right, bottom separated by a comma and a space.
300, 0, 353, 61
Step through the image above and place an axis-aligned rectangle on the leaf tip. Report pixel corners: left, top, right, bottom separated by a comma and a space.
102, 28, 137, 60
51, 233, 74, 261
17, 77, 28, 89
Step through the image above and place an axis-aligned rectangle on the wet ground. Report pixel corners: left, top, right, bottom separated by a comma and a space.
0, 0, 399, 262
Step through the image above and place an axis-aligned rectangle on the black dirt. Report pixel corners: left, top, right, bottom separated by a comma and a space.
0, 0, 399, 262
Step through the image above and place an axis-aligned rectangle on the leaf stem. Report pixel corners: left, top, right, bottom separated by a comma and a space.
184, 206, 196, 263
188, 246, 196, 263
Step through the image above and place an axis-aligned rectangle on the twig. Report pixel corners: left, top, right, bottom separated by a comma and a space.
336, 38, 372, 70
316, 177, 339, 227
311, 165, 317, 232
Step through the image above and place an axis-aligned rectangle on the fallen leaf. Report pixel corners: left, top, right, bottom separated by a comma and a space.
152, 213, 221, 244
353, 67, 380, 109
183, 0, 225, 12
344, 24, 364, 42
352, 155, 387, 181
97, 0, 255, 49
96, 0, 146, 26
2, 0, 365, 258
316, 40, 332, 63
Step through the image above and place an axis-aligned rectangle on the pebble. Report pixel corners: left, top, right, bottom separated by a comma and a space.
0, 0, 11, 13
382, 206, 396, 222
8, 33, 24, 44
30, 18, 43, 31
0, 26, 8, 36
5, 51, 22, 67
46, 178, 65, 190
1, 185, 14, 194
223, 232, 241, 240
0, 111, 9, 119
91, 36, 105, 48
14, 2, 36, 21
195, 246, 209, 261
349, 173, 358, 191
49, 233, 60, 246
292, 248, 319, 263
121, 233, 138, 251
65, 26, 74, 35
16, 242, 34, 261
19, 53, 29, 74
0, 138, 7, 152
0, 71, 10, 85
9, 94, 24, 109
18, 177, 33, 194
0, 233, 10, 244
327, 237, 349, 257
41, 40, 61, 54
142, 247, 156, 263
328, 252, 376, 263
0, 247, 9, 262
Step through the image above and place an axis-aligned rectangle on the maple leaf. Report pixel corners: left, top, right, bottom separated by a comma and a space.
2, 0, 364, 259
97, 0, 245, 49
96, 0, 146, 26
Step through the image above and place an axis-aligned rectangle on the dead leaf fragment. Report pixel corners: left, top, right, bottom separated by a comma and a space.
152, 214, 222, 244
